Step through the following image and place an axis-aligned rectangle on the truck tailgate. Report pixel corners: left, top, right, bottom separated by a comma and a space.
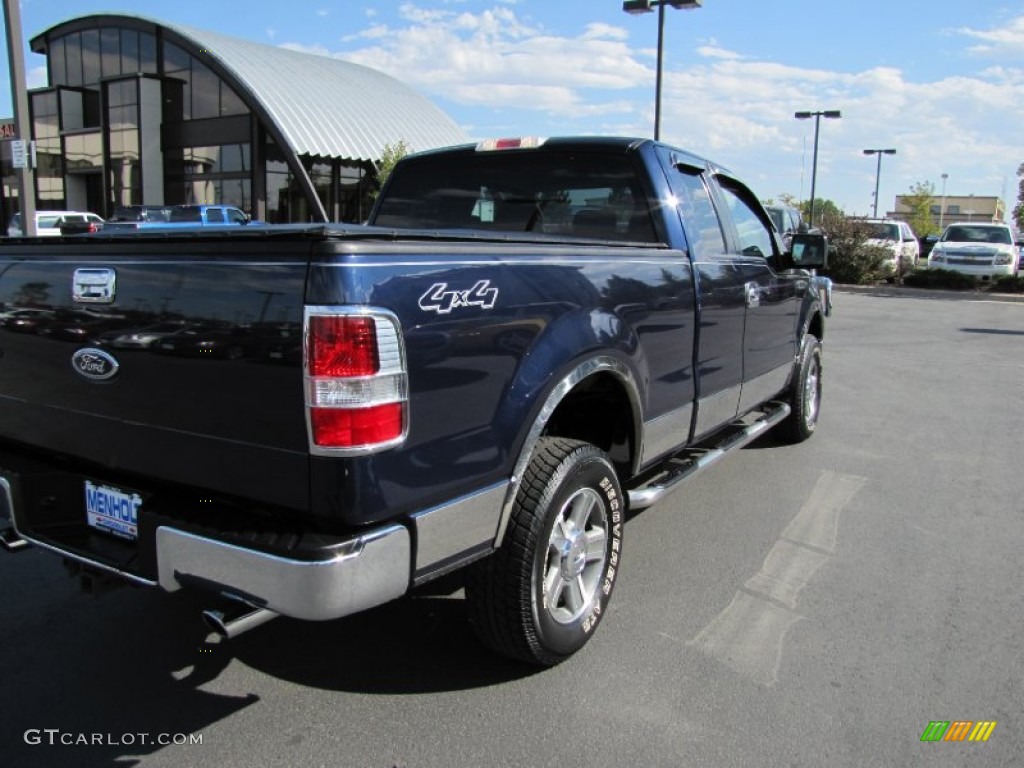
0, 238, 310, 510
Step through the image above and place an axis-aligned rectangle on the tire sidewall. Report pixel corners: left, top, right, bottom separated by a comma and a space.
794, 336, 822, 437
528, 448, 623, 658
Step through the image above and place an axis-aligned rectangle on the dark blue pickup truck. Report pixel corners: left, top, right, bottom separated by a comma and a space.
0, 137, 830, 666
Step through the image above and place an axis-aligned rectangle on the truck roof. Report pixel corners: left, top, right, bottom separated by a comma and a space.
405, 136, 726, 175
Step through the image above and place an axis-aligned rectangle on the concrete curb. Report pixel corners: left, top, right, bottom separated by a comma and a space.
832, 283, 1024, 304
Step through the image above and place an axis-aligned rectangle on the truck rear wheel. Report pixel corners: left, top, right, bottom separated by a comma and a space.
779, 334, 822, 443
465, 437, 623, 666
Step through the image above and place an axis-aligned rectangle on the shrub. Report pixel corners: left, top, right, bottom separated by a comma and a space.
992, 274, 1024, 293
818, 217, 893, 285
902, 268, 978, 290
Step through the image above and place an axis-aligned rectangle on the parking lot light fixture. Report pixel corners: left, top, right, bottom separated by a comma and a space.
863, 148, 897, 218
622, 0, 703, 141
794, 110, 841, 228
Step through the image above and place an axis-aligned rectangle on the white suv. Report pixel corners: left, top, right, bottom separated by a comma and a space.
863, 219, 920, 269
928, 222, 1017, 280
7, 211, 102, 237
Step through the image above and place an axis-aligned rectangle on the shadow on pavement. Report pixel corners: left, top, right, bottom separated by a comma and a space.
0, 583, 253, 768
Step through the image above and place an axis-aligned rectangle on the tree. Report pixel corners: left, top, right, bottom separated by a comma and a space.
800, 198, 843, 230
1014, 162, 1024, 233
373, 140, 410, 198
903, 181, 937, 236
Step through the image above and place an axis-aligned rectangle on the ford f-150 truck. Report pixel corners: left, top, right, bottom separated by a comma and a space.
0, 137, 830, 666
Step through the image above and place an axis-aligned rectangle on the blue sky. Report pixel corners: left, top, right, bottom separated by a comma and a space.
3, 0, 1023, 218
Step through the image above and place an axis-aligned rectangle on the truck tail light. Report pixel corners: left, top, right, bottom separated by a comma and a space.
304, 309, 408, 454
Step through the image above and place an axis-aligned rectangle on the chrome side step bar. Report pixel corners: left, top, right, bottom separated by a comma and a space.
628, 402, 791, 511
0, 528, 29, 552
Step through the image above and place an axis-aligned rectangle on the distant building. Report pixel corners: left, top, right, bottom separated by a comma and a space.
1, 13, 467, 225
891, 194, 1006, 231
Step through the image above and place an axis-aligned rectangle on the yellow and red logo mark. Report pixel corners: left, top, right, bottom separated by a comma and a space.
920, 721, 997, 742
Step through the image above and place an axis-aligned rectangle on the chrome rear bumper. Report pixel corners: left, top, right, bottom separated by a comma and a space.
2, 472, 412, 621
154, 525, 411, 621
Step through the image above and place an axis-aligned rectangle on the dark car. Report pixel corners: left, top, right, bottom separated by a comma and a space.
0, 308, 54, 333
107, 205, 172, 223
153, 324, 250, 359
764, 203, 807, 250
36, 309, 120, 343
97, 322, 187, 350
58, 213, 105, 236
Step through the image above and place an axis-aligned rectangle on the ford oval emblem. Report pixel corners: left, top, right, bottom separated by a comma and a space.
71, 348, 120, 381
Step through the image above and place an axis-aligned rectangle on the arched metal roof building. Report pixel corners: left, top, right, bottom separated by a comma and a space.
22, 13, 467, 222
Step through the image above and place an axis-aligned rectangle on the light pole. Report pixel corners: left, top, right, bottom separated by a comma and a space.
939, 173, 948, 229
863, 148, 896, 218
794, 110, 841, 228
623, 0, 703, 141
3, 0, 37, 235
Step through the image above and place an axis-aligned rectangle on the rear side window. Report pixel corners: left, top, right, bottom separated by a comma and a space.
170, 207, 202, 222
373, 150, 658, 243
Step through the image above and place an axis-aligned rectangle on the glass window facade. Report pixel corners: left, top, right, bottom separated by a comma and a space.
105, 79, 140, 208
15, 18, 384, 225
31, 91, 63, 207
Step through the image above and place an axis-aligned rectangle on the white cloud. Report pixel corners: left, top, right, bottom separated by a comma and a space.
957, 14, 1024, 58
286, 3, 1024, 213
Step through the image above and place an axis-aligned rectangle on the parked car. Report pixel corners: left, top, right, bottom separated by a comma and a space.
918, 233, 940, 260
7, 211, 98, 237
0, 307, 54, 332
107, 205, 172, 223
928, 222, 1018, 280
764, 203, 807, 250
103, 204, 258, 231
97, 322, 187, 350
58, 212, 105, 236
862, 219, 919, 269
153, 324, 251, 359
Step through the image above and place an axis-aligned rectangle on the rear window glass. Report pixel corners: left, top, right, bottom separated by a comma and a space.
866, 223, 899, 240
373, 149, 657, 243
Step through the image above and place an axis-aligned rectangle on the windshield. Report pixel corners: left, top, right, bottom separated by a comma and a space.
943, 225, 1011, 244
866, 222, 899, 240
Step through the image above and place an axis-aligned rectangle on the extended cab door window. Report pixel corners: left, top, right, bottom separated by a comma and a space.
714, 179, 777, 262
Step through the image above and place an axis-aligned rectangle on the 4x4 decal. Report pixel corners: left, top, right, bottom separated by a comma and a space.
418, 280, 498, 314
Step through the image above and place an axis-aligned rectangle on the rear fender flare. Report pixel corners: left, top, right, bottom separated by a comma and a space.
494, 355, 643, 547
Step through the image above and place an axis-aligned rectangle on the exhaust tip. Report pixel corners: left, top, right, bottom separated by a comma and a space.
202, 606, 278, 640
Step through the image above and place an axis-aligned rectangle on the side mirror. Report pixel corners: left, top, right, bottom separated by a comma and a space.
789, 232, 828, 269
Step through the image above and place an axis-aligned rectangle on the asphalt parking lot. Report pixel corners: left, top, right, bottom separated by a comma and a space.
1, 289, 1022, 768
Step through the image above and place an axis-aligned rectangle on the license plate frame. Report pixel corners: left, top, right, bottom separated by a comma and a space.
84, 480, 142, 541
